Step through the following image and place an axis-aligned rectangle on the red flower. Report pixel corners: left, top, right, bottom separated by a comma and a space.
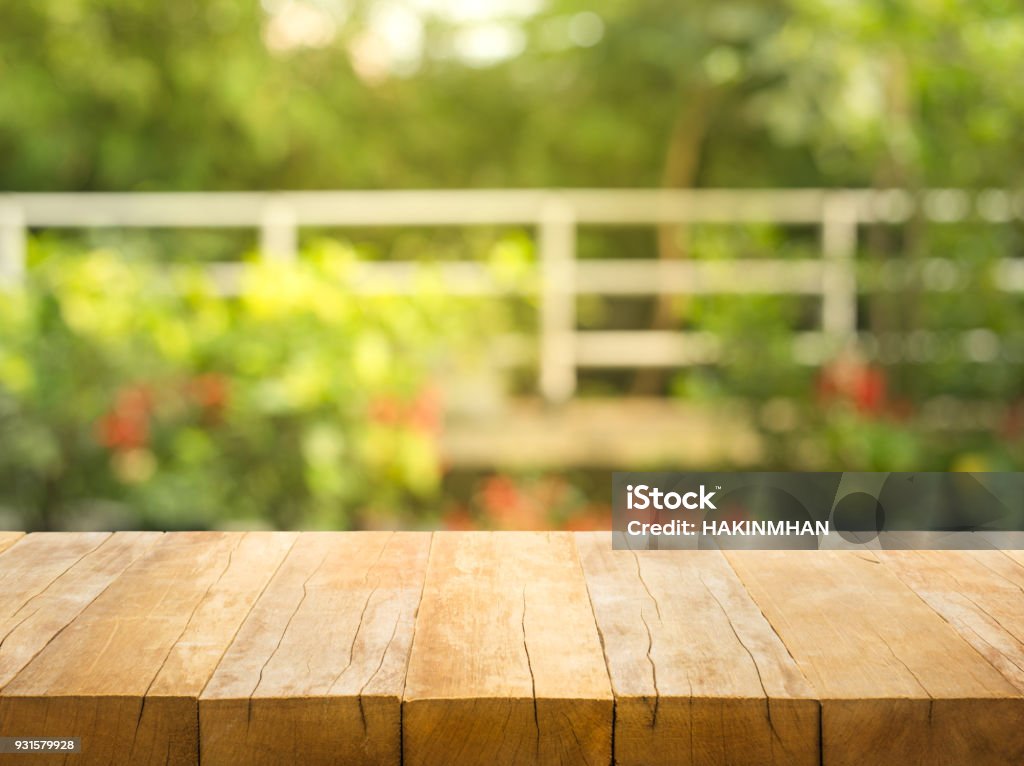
441, 505, 476, 530
480, 475, 521, 515
190, 373, 228, 409
187, 373, 230, 423
852, 367, 886, 414
407, 386, 442, 436
96, 384, 154, 451
96, 411, 148, 451
817, 355, 887, 416
1001, 400, 1024, 441
477, 475, 546, 529
367, 387, 443, 436
368, 395, 403, 425
115, 384, 154, 418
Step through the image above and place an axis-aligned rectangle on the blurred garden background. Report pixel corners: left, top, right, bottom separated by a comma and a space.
2, 0, 1024, 531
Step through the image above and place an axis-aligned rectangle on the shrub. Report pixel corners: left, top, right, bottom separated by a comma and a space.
0, 239, 495, 530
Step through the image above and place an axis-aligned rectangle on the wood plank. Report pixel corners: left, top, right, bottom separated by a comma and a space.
727, 550, 1024, 766
1001, 549, 1024, 568
0, 533, 112, 633
877, 549, 1024, 693
0, 531, 295, 766
403, 532, 612, 766
0, 532, 162, 689
199, 531, 430, 766
576, 533, 818, 766
0, 532, 24, 556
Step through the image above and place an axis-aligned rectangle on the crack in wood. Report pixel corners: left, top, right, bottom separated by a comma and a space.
958, 620, 1024, 680
720, 553, 805, 672
576, 543, 617, 766
17, 534, 1024, 765
248, 547, 330, 725
400, 533, 433, 765
355, 601, 402, 737
0, 535, 112, 655
631, 552, 661, 729
870, 624, 935, 727
698, 570, 783, 752
885, 554, 1024, 686
638, 603, 659, 729
3, 535, 110, 622
632, 551, 663, 622
957, 590, 1024, 646
329, 580, 380, 694
129, 534, 244, 759
328, 533, 397, 697
968, 552, 1024, 597
521, 584, 541, 759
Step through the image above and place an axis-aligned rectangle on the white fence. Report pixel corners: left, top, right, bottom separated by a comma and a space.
2, 189, 1022, 402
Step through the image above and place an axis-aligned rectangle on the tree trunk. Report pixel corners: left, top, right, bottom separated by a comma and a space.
867, 50, 920, 393
632, 88, 717, 395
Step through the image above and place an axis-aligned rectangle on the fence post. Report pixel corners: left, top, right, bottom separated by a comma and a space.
0, 200, 26, 288
259, 198, 299, 263
821, 194, 858, 342
538, 196, 577, 403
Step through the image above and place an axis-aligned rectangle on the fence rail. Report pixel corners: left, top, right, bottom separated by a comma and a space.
2, 189, 1022, 401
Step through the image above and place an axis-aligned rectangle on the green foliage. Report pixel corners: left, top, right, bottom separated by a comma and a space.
4, 0, 1024, 494
671, 225, 817, 400
0, 240, 505, 530
5, 0, 1024, 191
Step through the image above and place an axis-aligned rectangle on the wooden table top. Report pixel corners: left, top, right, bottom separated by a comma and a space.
0, 531, 1021, 765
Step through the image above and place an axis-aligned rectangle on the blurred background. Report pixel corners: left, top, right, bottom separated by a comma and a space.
2, 0, 1024, 531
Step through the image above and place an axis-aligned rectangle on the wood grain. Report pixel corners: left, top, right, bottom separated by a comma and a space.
0, 531, 294, 766
200, 531, 430, 766
0, 532, 161, 689
878, 549, 1024, 693
1, 531, 1021, 764
403, 532, 612, 766
999, 549, 1024, 568
576, 533, 818, 766
0, 533, 111, 631
0, 532, 23, 557
727, 550, 1024, 766
0, 532, 114, 695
